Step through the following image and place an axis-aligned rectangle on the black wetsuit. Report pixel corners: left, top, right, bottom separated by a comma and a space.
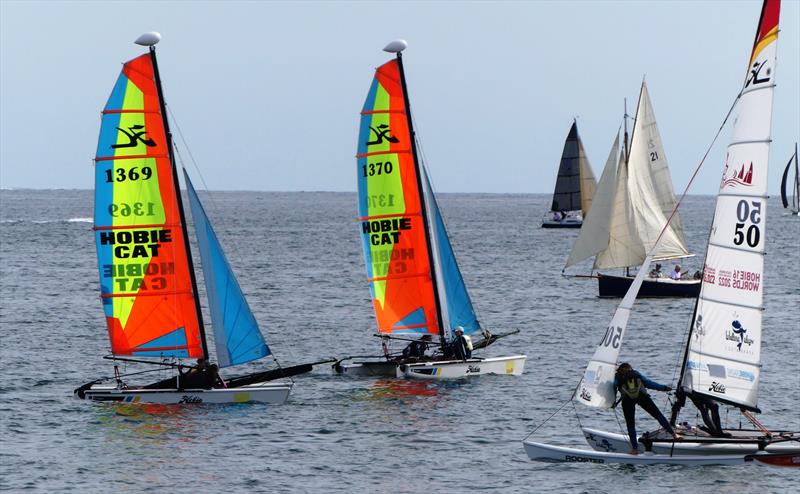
670, 387, 725, 437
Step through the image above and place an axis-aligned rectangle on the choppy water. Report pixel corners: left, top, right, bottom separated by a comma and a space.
1, 190, 798, 493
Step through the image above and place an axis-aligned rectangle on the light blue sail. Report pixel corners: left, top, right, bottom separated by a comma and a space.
423, 168, 481, 336
184, 172, 270, 367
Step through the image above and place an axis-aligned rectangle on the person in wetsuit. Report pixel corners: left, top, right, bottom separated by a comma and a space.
451, 327, 472, 360
401, 334, 431, 361
614, 362, 681, 454
178, 358, 220, 389
670, 387, 729, 437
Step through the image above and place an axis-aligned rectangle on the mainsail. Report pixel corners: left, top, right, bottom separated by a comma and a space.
681, 0, 780, 412
356, 57, 441, 339
780, 144, 798, 211
94, 52, 205, 358
185, 172, 270, 368
550, 121, 597, 215
566, 82, 690, 271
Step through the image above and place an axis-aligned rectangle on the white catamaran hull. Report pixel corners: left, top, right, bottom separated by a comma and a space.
523, 439, 758, 466
399, 355, 526, 379
79, 382, 292, 404
582, 427, 800, 456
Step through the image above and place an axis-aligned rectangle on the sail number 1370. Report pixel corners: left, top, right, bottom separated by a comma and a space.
362, 161, 394, 177
733, 200, 761, 248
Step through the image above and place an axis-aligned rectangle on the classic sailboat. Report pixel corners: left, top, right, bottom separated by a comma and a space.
563, 84, 700, 298
525, 0, 799, 466
334, 40, 526, 379
541, 120, 597, 228
780, 143, 799, 215
75, 33, 301, 404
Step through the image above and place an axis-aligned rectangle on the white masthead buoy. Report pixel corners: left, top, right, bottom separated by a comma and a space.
383, 39, 408, 53
134, 32, 162, 46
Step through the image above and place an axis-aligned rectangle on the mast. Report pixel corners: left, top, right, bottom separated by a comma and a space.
148, 44, 209, 360
395, 50, 447, 348
623, 98, 630, 165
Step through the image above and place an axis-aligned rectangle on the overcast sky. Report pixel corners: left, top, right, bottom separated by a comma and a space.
1, 0, 798, 195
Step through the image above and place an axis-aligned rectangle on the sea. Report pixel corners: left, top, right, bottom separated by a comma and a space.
1, 190, 798, 493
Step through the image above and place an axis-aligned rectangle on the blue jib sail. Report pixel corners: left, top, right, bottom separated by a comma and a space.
423, 169, 481, 336
184, 171, 270, 367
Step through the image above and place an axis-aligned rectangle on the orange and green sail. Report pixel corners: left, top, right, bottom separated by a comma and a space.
356, 59, 441, 338
94, 52, 204, 358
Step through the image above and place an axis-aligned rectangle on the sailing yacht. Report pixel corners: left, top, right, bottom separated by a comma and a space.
541, 120, 597, 228
564, 84, 701, 298
780, 143, 799, 215
334, 40, 526, 379
75, 33, 302, 404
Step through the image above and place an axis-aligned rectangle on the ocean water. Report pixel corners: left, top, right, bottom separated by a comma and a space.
0, 190, 797, 493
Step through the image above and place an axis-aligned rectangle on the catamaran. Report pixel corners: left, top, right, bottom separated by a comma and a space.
541, 120, 597, 228
334, 40, 526, 379
563, 85, 700, 298
780, 143, 799, 215
75, 33, 305, 404
525, 0, 799, 466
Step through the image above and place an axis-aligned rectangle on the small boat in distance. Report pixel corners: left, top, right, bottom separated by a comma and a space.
525, 0, 799, 466
76, 33, 306, 404
563, 84, 700, 298
541, 120, 597, 228
780, 143, 799, 215
334, 40, 525, 379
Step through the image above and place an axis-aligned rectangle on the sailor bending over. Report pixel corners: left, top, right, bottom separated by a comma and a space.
614, 363, 680, 455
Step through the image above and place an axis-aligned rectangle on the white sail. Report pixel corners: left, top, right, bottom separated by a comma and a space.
626, 82, 691, 262
682, 1, 779, 411
594, 149, 645, 269
565, 133, 619, 269
577, 255, 655, 408
578, 137, 598, 216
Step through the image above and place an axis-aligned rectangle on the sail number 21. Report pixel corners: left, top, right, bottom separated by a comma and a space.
733, 200, 761, 248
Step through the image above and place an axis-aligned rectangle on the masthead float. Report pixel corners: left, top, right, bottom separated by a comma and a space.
334, 40, 526, 379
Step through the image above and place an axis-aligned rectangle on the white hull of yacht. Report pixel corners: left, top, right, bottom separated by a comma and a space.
399, 355, 526, 379
523, 439, 757, 466
78, 382, 292, 404
582, 427, 800, 456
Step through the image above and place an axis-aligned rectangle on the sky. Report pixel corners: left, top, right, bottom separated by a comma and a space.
1, 0, 798, 195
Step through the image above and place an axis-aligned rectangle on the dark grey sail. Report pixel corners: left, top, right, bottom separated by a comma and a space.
550, 121, 596, 214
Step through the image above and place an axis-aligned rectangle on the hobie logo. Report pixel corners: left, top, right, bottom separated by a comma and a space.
112, 125, 156, 149
465, 365, 481, 374
366, 124, 399, 146
721, 159, 754, 189
709, 382, 726, 394
179, 395, 203, 404
745, 60, 771, 88
580, 388, 592, 402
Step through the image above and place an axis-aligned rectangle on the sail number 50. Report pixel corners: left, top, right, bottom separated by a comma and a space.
601, 325, 622, 349
733, 200, 761, 248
